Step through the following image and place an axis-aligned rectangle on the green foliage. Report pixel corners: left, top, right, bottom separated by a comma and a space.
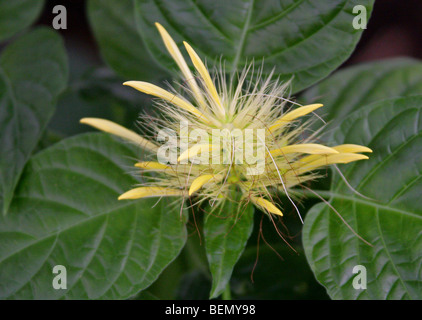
134, 0, 374, 92
1, 0, 422, 301
0, 133, 187, 299
303, 96, 422, 299
0, 28, 68, 215
301, 58, 422, 135
204, 199, 254, 298
50, 67, 143, 137
88, 0, 166, 81
0, 0, 44, 42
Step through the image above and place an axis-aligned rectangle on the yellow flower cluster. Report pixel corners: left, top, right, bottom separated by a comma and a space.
81, 23, 371, 218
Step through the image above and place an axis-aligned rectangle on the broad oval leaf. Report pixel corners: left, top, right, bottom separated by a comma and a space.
88, 0, 166, 81
204, 199, 254, 299
0, 28, 68, 215
303, 96, 422, 299
0, 133, 187, 299
134, 0, 374, 92
0, 0, 44, 42
301, 58, 422, 134
50, 67, 143, 137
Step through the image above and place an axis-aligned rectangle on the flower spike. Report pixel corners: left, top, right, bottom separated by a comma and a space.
155, 22, 205, 107
118, 187, 184, 200
270, 143, 339, 157
251, 196, 283, 216
183, 41, 225, 118
123, 81, 210, 123
269, 104, 323, 132
189, 174, 221, 196
332, 144, 373, 153
82, 23, 372, 240
80, 118, 157, 152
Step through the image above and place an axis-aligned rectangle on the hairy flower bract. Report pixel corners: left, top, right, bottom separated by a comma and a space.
81, 23, 372, 219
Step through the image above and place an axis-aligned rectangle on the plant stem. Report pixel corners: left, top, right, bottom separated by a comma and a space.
222, 283, 232, 300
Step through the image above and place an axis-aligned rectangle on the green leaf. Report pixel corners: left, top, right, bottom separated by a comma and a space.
0, 133, 187, 299
88, 0, 166, 81
134, 0, 374, 92
0, 0, 45, 42
303, 96, 422, 299
50, 67, 144, 137
204, 199, 254, 299
301, 58, 422, 134
0, 28, 68, 215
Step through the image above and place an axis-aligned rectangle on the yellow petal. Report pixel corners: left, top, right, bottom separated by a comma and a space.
296, 154, 320, 165
189, 174, 215, 195
134, 162, 170, 170
118, 187, 183, 200
178, 144, 220, 162
183, 41, 225, 118
298, 144, 372, 165
269, 104, 323, 132
155, 22, 205, 107
332, 144, 373, 153
270, 143, 338, 157
123, 81, 209, 122
295, 153, 369, 175
251, 196, 283, 216
80, 118, 157, 152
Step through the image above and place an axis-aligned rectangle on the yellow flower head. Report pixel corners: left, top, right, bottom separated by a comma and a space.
81, 23, 372, 219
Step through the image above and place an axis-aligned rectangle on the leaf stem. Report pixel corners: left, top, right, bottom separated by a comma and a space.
222, 283, 232, 300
